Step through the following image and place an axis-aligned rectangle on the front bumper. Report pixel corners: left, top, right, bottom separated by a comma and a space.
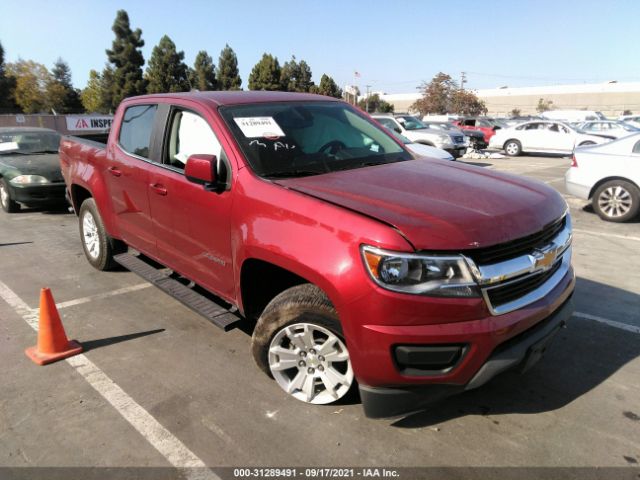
359, 294, 574, 418
443, 145, 468, 158
8, 182, 67, 206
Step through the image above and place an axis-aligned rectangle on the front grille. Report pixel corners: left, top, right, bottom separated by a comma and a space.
452, 135, 464, 143
466, 216, 566, 265
486, 261, 562, 308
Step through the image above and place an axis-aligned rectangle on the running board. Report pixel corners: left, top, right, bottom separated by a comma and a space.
113, 253, 241, 331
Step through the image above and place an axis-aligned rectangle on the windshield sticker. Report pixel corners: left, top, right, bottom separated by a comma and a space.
0, 141, 19, 152
234, 117, 285, 138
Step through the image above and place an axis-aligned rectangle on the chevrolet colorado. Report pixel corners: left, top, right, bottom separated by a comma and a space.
60, 91, 575, 418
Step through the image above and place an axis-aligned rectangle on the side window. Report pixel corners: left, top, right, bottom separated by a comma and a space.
633, 140, 640, 154
165, 109, 230, 182
377, 118, 400, 132
525, 123, 540, 130
547, 123, 560, 132
119, 105, 158, 159
559, 125, 570, 134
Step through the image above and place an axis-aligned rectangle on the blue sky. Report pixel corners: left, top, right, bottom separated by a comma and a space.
1, 0, 638, 93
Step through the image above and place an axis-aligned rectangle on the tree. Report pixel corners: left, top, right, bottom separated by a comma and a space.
280, 56, 315, 92
411, 72, 457, 115
145, 35, 189, 93
46, 58, 83, 113
189, 50, 217, 91
0, 42, 18, 113
106, 10, 146, 108
510, 108, 522, 117
100, 65, 116, 113
315, 74, 342, 98
217, 44, 241, 90
5, 59, 50, 113
81, 70, 106, 113
451, 89, 487, 116
248, 53, 282, 91
358, 94, 394, 113
536, 98, 554, 113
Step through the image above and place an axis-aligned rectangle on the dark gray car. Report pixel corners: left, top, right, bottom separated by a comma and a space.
0, 127, 66, 213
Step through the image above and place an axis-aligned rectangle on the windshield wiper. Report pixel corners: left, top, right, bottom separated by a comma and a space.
265, 169, 325, 178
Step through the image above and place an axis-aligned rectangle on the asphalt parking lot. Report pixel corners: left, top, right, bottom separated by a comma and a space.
1, 155, 639, 475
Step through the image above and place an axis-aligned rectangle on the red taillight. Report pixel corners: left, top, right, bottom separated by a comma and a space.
571, 155, 578, 167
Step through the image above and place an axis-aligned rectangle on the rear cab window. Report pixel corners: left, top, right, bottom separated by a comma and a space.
119, 104, 158, 159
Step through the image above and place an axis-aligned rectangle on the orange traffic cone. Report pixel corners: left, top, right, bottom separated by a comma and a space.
25, 288, 83, 365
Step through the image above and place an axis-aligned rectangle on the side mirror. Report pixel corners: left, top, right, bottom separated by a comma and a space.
185, 154, 222, 192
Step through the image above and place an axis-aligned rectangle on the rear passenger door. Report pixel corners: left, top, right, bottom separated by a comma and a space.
106, 103, 159, 256
147, 103, 236, 301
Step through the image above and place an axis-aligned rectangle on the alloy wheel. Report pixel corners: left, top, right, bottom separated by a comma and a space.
268, 323, 354, 404
82, 211, 100, 259
598, 186, 633, 218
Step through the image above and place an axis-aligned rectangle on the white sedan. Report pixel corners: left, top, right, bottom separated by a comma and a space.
380, 125, 455, 160
565, 133, 640, 222
489, 120, 606, 156
576, 120, 640, 139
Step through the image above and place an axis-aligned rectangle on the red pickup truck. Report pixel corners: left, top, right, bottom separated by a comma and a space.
60, 92, 575, 418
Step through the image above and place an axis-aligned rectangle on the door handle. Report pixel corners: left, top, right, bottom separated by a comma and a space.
108, 166, 122, 177
150, 183, 168, 196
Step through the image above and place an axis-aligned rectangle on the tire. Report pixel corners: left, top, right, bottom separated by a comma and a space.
504, 139, 522, 156
251, 284, 355, 405
78, 198, 126, 270
0, 179, 21, 213
592, 180, 640, 222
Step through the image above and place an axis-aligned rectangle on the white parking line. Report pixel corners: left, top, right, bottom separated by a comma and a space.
544, 177, 565, 184
55, 283, 152, 310
574, 311, 640, 334
0, 280, 219, 480
573, 228, 640, 243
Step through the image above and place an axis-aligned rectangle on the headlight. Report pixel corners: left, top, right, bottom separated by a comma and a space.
437, 134, 451, 143
361, 246, 479, 297
9, 175, 49, 185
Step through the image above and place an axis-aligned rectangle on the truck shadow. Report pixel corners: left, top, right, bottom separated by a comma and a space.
391, 277, 640, 428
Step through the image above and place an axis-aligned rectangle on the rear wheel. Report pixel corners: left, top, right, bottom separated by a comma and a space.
252, 284, 355, 405
0, 179, 20, 213
504, 139, 522, 156
592, 180, 639, 222
79, 198, 126, 270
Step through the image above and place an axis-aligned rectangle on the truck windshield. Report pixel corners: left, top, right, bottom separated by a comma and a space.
0, 131, 61, 155
219, 101, 412, 178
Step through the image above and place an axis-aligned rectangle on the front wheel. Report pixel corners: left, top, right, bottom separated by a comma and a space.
79, 198, 125, 270
252, 284, 355, 405
504, 140, 522, 156
0, 179, 20, 213
592, 180, 639, 222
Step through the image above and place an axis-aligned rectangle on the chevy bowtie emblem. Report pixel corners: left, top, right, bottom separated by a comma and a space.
533, 248, 557, 270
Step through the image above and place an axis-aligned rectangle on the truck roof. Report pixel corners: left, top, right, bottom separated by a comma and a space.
125, 91, 341, 107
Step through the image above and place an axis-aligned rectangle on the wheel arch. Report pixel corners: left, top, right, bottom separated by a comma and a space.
588, 176, 639, 199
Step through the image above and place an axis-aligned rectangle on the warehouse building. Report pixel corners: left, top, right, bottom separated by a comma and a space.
380, 81, 640, 117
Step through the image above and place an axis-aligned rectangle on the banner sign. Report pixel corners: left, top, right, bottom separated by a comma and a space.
66, 116, 114, 132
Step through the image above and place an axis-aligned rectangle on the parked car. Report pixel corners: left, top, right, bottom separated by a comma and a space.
60, 91, 574, 418
421, 120, 486, 150
617, 115, 640, 129
453, 117, 508, 144
381, 126, 454, 160
575, 120, 640, 139
566, 134, 640, 222
0, 127, 66, 213
489, 120, 608, 156
373, 114, 467, 158
541, 110, 606, 123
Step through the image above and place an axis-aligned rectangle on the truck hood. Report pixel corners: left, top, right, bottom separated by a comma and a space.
0, 153, 63, 182
275, 160, 566, 251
